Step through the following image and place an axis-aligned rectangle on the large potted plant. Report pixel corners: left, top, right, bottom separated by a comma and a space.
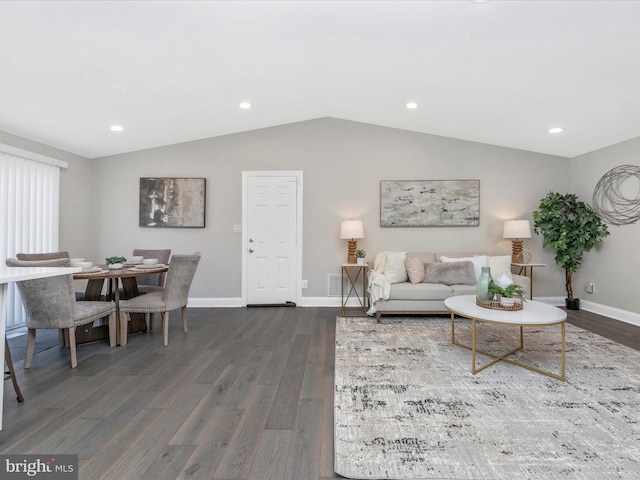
533, 192, 609, 310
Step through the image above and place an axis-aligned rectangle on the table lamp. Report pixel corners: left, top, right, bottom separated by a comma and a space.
503, 220, 531, 263
340, 220, 364, 264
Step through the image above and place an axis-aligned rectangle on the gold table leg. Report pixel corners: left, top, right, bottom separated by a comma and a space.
450, 313, 565, 381
341, 265, 368, 316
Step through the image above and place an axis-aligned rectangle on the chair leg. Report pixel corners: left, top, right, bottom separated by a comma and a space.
148, 313, 154, 331
163, 311, 170, 347
182, 306, 188, 333
24, 329, 36, 369
119, 311, 128, 346
5, 338, 24, 402
68, 327, 78, 368
108, 312, 117, 347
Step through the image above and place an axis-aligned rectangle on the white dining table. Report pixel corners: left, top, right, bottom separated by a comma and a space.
0, 265, 80, 430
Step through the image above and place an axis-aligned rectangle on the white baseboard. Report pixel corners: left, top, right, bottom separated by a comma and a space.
533, 296, 567, 306
188, 296, 640, 327
187, 297, 243, 308
298, 297, 343, 307
187, 296, 356, 308
578, 300, 640, 327
534, 296, 640, 327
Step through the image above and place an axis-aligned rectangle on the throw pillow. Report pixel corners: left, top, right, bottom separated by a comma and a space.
424, 261, 476, 286
488, 255, 513, 281
384, 252, 408, 284
405, 256, 425, 284
440, 255, 487, 280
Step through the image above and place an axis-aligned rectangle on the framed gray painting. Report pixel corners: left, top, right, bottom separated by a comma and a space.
380, 180, 480, 227
139, 177, 206, 228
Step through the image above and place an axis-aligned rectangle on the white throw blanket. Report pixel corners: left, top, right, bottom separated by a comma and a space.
366, 252, 392, 315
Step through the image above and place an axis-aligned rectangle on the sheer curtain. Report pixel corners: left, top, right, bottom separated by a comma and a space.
1, 148, 64, 329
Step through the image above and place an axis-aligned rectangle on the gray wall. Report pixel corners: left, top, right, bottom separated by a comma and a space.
9, 118, 638, 317
570, 137, 640, 314
85, 118, 569, 300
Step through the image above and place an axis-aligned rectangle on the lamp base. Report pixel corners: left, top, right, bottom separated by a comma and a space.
511, 239, 524, 263
347, 239, 357, 264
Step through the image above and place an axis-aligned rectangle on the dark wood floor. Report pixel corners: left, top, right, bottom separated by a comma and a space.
564, 308, 640, 351
1, 306, 638, 480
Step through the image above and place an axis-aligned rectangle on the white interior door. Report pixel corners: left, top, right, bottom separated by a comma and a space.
243, 172, 302, 306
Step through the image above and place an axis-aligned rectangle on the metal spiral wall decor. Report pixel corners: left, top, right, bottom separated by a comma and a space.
592, 164, 640, 225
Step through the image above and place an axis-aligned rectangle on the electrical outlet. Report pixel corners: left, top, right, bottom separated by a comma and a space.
302, 279, 308, 289
585, 283, 595, 294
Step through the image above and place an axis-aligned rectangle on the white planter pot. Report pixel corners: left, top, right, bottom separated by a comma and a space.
356, 258, 366, 265
500, 297, 516, 307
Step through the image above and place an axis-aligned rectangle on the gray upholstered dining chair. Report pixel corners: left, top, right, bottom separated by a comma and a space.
131, 248, 171, 294
119, 252, 200, 347
16, 251, 88, 299
5, 258, 117, 368
16, 251, 70, 261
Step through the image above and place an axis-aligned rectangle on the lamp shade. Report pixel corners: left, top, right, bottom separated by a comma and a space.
503, 220, 531, 239
340, 220, 364, 239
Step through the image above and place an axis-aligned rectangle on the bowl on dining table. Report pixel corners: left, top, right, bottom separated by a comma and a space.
129, 255, 144, 264
142, 258, 158, 265
78, 261, 93, 271
70, 258, 85, 267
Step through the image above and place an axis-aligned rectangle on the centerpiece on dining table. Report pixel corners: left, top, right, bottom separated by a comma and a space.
105, 256, 127, 270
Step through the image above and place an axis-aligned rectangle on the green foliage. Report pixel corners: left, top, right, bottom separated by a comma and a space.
105, 256, 127, 265
488, 283, 526, 300
355, 249, 366, 258
532, 192, 609, 299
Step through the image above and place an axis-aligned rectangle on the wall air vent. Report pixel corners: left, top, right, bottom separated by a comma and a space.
328, 274, 342, 296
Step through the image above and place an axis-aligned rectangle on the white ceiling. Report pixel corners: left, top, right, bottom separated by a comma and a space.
1, 0, 640, 159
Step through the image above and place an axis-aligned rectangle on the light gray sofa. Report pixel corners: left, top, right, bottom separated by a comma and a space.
368, 252, 530, 320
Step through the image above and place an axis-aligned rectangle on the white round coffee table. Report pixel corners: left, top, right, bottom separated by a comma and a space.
444, 295, 567, 380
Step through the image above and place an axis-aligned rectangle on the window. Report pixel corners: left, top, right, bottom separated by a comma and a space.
1, 147, 65, 329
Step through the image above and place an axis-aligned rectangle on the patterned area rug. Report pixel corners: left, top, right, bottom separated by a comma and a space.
334, 316, 640, 479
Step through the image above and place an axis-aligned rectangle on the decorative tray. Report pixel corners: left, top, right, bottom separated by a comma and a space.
476, 296, 523, 311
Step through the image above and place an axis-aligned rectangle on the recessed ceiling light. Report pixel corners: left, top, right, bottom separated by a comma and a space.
110, 125, 124, 132
406, 102, 418, 109
548, 127, 563, 134
239, 101, 251, 109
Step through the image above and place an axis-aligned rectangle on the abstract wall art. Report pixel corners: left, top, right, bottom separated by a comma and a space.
380, 180, 480, 227
139, 177, 206, 228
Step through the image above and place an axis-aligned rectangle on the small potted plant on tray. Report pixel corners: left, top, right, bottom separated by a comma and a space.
105, 256, 127, 270
355, 249, 367, 265
488, 283, 526, 307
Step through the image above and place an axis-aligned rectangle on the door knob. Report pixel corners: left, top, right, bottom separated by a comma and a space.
248, 248, 254, 253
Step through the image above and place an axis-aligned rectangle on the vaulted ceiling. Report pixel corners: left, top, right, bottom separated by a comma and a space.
1, 1, 639, 159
